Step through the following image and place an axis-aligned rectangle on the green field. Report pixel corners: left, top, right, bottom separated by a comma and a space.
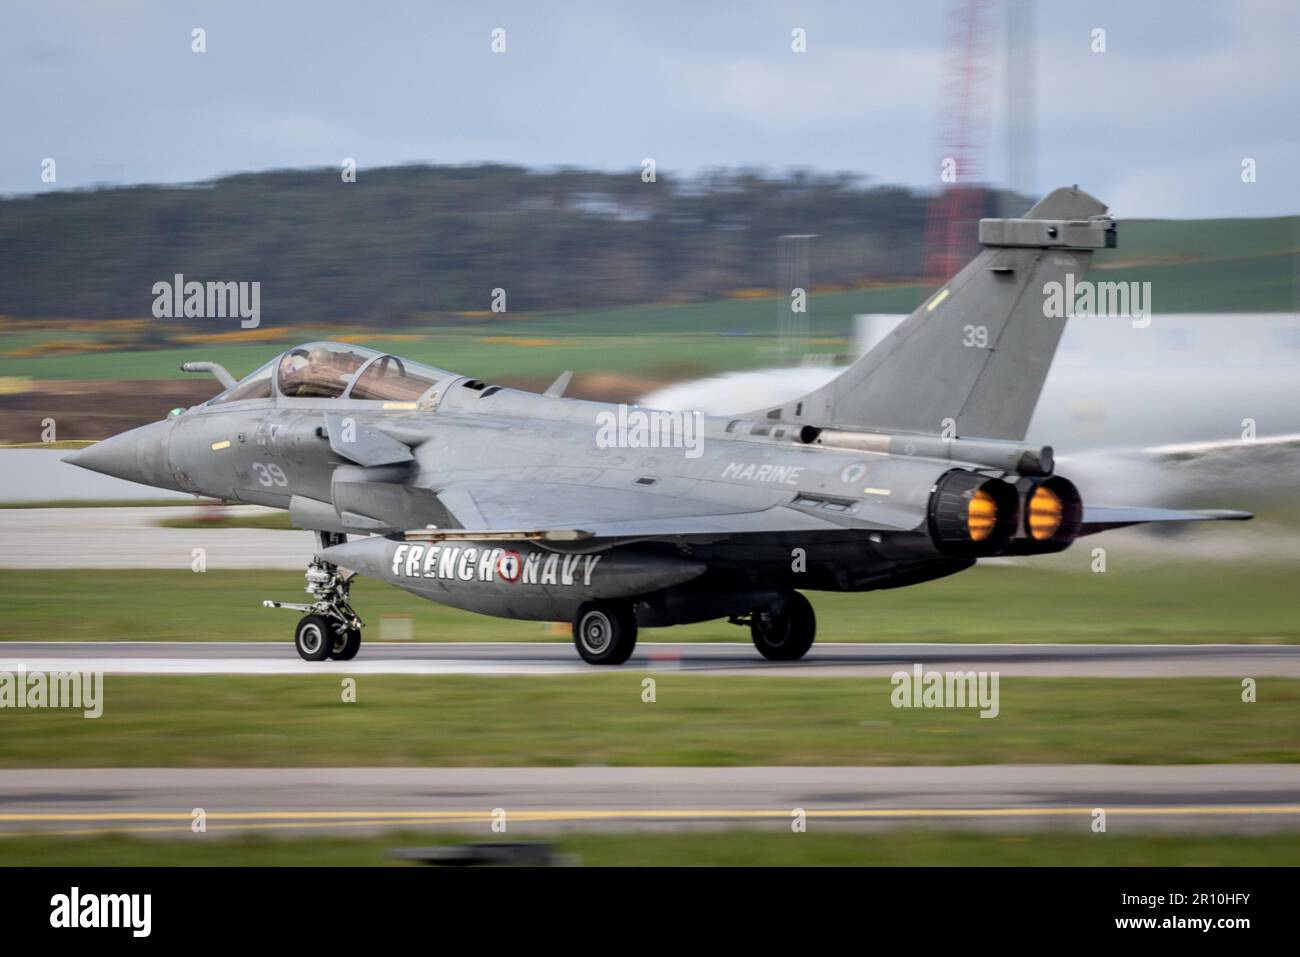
0, 330, 815, 382
0, 677, 1291, 768
1, 554, 1294, 645
155, 512, 294, 531
1094, 215, 1298, 265
0, 440, 96, 451
1, 829, 1296, 867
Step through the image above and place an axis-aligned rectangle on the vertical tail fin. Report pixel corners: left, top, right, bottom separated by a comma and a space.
770, 186, 1115, 441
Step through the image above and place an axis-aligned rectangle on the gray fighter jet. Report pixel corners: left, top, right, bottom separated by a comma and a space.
66, 187, 1250, 664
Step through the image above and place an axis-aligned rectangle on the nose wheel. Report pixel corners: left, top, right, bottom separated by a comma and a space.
330, 625, 362, 661
291, 614, 361, 662
294, 615, 334, 661
266, 532, 365, 662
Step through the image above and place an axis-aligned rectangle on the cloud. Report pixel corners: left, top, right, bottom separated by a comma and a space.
661, 48, 943, 130
0, 0, 1295, 216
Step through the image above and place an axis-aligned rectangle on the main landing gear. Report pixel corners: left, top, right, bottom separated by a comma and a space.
570, 593, 816, 666
734, 592, 816, 662
264, 532, 364, 662
572, 601, 638, 665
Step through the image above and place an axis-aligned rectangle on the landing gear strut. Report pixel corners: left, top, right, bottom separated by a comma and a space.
264, 531, 364, 661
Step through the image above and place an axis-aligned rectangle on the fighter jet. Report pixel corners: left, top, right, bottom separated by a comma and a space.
65, 187, 1250, 664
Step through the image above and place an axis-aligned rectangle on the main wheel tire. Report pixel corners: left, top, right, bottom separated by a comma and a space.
330, 627, 362, 661
295, 614, 334, 662
750, 592, 816, 661
573, 602, 638, 665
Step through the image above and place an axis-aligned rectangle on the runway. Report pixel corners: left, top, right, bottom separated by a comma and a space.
0, 506, 311, 569
1, 640, 1297, 676
1, 766, 1296, 835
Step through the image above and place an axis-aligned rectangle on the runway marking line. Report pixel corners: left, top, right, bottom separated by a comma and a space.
3, 805, 1300, 825
0, 819, 491, 839
5, 806, 1300, 839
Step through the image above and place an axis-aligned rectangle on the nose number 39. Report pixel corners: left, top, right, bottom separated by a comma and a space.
252, 462, 289, 486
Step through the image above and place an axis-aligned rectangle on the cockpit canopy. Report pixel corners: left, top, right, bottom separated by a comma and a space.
208, 342, 450, 405
277, 343, 372, 399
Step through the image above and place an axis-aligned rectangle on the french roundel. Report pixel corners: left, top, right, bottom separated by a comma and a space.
497, 550, 522, 582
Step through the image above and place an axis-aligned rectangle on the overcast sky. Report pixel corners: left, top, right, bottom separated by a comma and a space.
3, 0, 1297, 218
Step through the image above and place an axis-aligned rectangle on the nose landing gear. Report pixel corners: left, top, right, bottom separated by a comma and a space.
264, 532, 364, 661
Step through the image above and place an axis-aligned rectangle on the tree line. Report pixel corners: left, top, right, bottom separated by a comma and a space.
0, 164, 1015, 322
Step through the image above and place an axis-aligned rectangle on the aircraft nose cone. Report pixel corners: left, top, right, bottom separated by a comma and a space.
63, 420, 172, 488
